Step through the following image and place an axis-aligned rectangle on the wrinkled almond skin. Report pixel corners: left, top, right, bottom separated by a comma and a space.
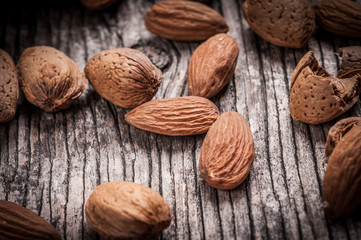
85, 181, 172, 239
0, 200, 62, 240
314, 0, 361, 38
322, 125, 361, 219
125, 96, 220, 136
0, 49, 18, 123
337, 46, 361, 78
199, 112, 254, 190
188, 34, 239, 99
80, 0, 118, 10
242, 0, 314, 48
85, 48, 162, 109
325, 117, 361, 163
289, 51, 361, 124
145, 0, 229, 42
18, 46, 86, 112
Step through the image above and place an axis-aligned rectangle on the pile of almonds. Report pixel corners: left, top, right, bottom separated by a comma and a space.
1, 0, 361, 239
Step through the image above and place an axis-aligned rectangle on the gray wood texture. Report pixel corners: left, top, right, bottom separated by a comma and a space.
1, 0, 361, 239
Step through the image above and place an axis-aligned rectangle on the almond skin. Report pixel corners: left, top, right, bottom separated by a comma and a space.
85, 48, 162, 109
125, 96, 220, 136
17, 46, 86, 112
80, 0, 118, 10
85, 181, 172, 239
322, 125, 361, 219
289, 51, 361, 124
199, 112, 254, 190
145, 0, 229, 42
0, 49, 18, 123
0, 200, 62, 240
188, 33, 239, 99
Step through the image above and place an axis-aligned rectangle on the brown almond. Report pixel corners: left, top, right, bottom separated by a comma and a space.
18, 46, 86, 112
242, 0, 314, 48
289, 51, 361, 124
337, 46, 361, 78
199, 112, 254, 190
0, 49, 18, 123
85, 48, 162, 109
0, 200, 62, 240
85, 181, 172, 239
125, 96, 220, 136
80, 0, 118, 10
145, 0, 229, 42
188, 33, 239, 99
314, 0, 361, 38
322, 125, 361, 219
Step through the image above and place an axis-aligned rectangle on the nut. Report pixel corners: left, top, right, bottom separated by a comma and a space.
188, 33, 239, 99
17, 46, 86, 112
289, 51, 361, 124
85, 48, 162, 109
80, 0, 118, 10
125, 96, 220, 136
85, 181, 172, 239
322, 123, 361, 219
199, 112, 254, 190
0, 200, 62, 240
337, 46, 361, 78
0, 49, 18, 123
314, 0, 361, 38
145, 0, 229, 42
242, 0, 314, 48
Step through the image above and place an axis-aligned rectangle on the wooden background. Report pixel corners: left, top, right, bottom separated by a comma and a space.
1, 0, 361, 239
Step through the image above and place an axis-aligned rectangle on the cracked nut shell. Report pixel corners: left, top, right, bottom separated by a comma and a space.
337, 46, 361, 78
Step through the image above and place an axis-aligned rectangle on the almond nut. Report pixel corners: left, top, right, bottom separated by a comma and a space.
289, 51, 361, 124
85, 181, 172, 239
85, 48, 162, 109
145, 0, 229, 42
199, 112, 255, 190
0, 200, 62, 240
17, 46, 86, 112
125, 96, 220, 136
337, 46, 361, 78
188, 33, 239, 99
322, 124, 361, 219
0, 49, 18, 123
80, 0, 118, 10
242, 0, 314, 48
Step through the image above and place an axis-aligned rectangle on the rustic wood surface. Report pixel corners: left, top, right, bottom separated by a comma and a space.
1, 0, 361, 239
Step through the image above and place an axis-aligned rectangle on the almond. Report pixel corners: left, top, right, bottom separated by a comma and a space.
0, 49, 18, 123
314, 0, 361, 38
289, 51, 361, 124
188, 33, 239, 99
80, 0, 118, 10
322, 124, 361, 219
0, 200, 62, 240
85, 181, 172, 239
17, 46, 86, 112
145, 0, 229, 42
242, 0, 314, 48
125, 96, 220, 136
85, 48, 162, 109
199, 112, 254, 190
337, 46, 361, 78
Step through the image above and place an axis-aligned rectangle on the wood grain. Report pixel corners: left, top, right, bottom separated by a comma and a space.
1, 0, 361, 239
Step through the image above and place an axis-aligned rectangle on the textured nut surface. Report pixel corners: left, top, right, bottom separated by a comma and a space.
188, 33, 239, 99
337, 46, 361, 78
325, 117, 361, 163
85, 48, 162, 109
199, 112, 254, 190
0, 200, 62, 240
242, 0, 314, 48
80, 0, 118, 10
18, 46, 86, 112
125, 96, 220, 136
145, 0, 229, 42
85, 181, 172, 239
289, 51, 361, 124
0, 49, 18, 123
322, 125, 361, 219
314, 0, 361, 38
